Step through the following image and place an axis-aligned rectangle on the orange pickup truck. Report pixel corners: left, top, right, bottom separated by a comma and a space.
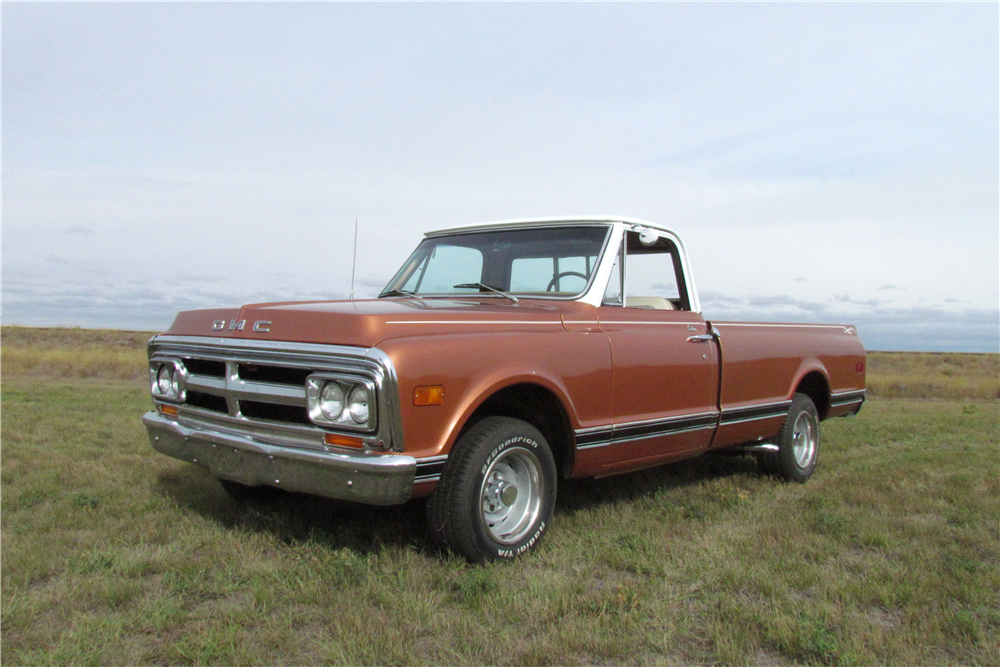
143, 216, 866, 561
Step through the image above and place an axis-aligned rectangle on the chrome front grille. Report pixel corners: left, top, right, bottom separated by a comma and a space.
178, 359, 313, 423
148, 336, 403, 453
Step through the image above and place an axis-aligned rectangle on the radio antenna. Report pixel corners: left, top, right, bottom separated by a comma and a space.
350, 217, 358, 300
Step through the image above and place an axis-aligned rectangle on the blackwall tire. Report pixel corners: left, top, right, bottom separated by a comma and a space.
426, 416, 557, 562
757, 393, 820, 483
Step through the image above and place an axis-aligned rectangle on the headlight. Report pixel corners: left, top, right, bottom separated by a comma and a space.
157, 365, 174, 395
319, 382, 345, 420
150, 359, 186, 401
348, 385, 369, 423
306, 374, 376, 431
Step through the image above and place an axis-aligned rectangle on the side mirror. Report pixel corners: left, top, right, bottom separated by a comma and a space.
638, 228, 659, 246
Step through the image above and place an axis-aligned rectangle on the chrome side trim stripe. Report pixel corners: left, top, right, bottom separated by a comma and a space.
414, 455, 448, 483
714, 322, 858, 335
600, 321, 700, 326
387, 320, 561, 326
831, 390, 866, 407
575, 426, 614, 448
718, 400, 792, 426
575, 400, 797, 450
613, 413, 719, 443
576, 412, 719, 450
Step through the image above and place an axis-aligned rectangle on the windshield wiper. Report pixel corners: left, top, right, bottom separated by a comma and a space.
453, 283, 519, 304
378, 289, 421, 299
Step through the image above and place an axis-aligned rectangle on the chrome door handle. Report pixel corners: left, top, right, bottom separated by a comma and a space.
687, 334, 715, 343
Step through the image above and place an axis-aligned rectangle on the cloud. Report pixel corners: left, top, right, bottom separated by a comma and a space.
850, 307, 999, 352
1, 4, 995, 350
173, 274, 224, 284
746, 294, 828, 313
64, 224, 96, 234
699, 290, 999, 351
833, 294, 886, 308
356, 274, 393, 291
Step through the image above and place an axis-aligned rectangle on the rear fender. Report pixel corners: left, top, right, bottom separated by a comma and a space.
790, 360, 832, 419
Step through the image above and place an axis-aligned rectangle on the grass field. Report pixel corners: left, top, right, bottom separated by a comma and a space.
2, 327, 998, 666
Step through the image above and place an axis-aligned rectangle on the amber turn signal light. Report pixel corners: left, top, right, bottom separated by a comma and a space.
160, 404, 179, 416
325, 433, 365, 449
413, 385, 445, 406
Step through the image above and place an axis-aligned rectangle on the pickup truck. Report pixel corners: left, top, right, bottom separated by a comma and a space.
143, 216, 866, 561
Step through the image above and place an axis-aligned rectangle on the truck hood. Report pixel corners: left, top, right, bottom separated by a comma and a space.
163, 298, 600, 348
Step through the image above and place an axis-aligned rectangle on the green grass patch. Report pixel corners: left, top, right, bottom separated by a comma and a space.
3, 328, 999, 665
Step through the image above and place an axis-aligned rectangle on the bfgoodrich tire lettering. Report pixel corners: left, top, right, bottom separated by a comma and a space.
427, 416, 557, 562
755, 393, 820, 483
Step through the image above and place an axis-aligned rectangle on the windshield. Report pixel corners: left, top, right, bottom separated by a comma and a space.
381, 225, 610, 298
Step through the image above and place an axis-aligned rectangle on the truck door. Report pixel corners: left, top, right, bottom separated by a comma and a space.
594, 229, 720, 473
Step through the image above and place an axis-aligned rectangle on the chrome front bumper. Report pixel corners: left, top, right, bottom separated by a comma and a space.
143, 411, 416, 505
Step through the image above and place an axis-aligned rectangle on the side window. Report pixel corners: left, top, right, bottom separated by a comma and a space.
623, 232, 687, 310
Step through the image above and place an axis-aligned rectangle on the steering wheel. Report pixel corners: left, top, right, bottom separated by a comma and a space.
546, 271, 588, 292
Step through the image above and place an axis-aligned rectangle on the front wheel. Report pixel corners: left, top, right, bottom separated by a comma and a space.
755, 393, 820, 483
427, 416, 557, 562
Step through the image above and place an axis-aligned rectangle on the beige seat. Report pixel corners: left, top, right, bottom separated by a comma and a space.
625, 296, 676, 310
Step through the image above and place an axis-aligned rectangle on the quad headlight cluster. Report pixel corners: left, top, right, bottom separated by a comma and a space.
306, 375, 376, 431
150, 359, 186, 402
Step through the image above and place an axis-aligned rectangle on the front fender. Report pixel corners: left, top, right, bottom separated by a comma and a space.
376, 331, 614, 460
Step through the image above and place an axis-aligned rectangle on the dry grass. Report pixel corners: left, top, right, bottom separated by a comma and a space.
1, 326, 153, 381
2, 327, 998, 665
866, 351, 999, 400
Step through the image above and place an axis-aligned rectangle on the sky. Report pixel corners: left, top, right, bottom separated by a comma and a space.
3, 2, 998, 352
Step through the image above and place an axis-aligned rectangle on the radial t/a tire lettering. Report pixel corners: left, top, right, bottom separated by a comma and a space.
426, 416, 557, 562
755, 393, 820, 483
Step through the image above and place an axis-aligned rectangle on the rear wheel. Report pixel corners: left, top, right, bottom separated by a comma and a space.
755, 393, 820, 483
427, 416, 557, 562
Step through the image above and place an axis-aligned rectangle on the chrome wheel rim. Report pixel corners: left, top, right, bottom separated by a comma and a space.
792, 412, 817, 468
480, 447, 543, 545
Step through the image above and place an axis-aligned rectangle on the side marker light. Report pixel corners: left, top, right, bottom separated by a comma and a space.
414, 385, 445, 406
